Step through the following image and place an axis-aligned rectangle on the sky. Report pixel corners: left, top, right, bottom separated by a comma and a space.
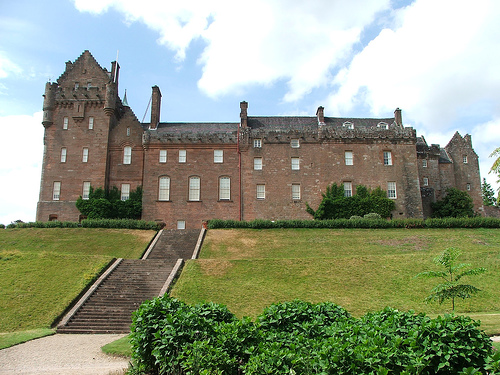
0, 0, 499, 225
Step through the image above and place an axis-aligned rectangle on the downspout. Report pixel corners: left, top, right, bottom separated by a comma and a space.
237, 124, 242, 221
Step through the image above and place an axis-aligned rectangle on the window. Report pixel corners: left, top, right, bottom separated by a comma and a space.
423, 177, 429, 186
60, 148, 67, 163
189, 176, 200, 201
177, 220, 186, 230
53, 182, 61, 200
82, 148, 88, 163
387, 182, 397, 199
292, 184, 301, 200
463, 155, 468, 164
121, 184, 130, 201
82, 182, 90, 200
214, 150, 223, 163
466, 183, 471, 191
344, 182, 352, 197
88, 117, 94, 130
422, 159, 427, 168
179, 150, 186, 163
254, 157, 263, 170
159, 150, 167, 163
158, 176, 170, 201
74, 82, 79, 90
123, 146, 132, 164
291, 139, 300, 148
291, 157, 300, 170
126, 127, 130, 136
345, 151, 353, 166
383, 151, 392, 166
253, 139, 262, 148
219, 177, 231, 200
343, 121, 354, 129
378, 122, 388, 129
63, 117, 68, 130
256, 184, 266, 199
87, 82, 92, 89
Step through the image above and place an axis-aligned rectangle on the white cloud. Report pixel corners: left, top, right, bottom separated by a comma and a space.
0, 51, 22, 80
0, 112, 44, 225
327, 0, 500, 132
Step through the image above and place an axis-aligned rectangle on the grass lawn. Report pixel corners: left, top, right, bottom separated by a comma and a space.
171, 228, 500, 334
0, 228, 155, 333
0, 328, 55, 350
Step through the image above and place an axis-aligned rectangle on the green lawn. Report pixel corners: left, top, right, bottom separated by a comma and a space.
0, 228, 155, 333
171, 228, 500, 334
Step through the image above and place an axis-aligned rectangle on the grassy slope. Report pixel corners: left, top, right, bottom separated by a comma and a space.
0, 228, 155, 332
171, 228, 500, 333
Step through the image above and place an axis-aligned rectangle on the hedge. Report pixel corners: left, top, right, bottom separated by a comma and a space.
3, 219, 163, 230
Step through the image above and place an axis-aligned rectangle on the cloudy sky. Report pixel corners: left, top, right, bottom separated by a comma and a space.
1, 0, 499, 224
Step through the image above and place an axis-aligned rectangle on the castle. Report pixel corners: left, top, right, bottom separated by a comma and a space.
36, 51, 483, 228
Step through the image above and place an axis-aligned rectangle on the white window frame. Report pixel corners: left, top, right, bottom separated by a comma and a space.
254, 157, 263, 170
88, 117, 94, 130
423, 177, 429, 186
387, 182, 397, 199
292, 184, 301, 200
123, 146, 132, 164
219, 177, 231, 200
466, 183, 471, 191
82, 181, 91, 200
60, 148, 67, 163
345, 151, 353, 166
214, 150, 223, 163
422, 159, 427, 168
53, 182, 61, 201
383, 151, 393, 166
291, 157, 300, 170
82, 147, 89, 163
63, 117, 68, 130
189, 176, 200, 201
159, 150, 167, 163
343, 121, 354, 129
158, 176, 170, 201
253, 139, 262, 148
177, 220, 186, 230
121, 184, 130, 201
344, 182, 353, 197
463, 155, 468, 164
256, 184, 266, 199
126, 127, 130, 136
179, 150, 186, 163
291, 139, 300, 148
378, 122, 388, 130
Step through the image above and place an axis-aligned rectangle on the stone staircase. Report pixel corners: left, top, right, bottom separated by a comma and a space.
57, 229, 203, 334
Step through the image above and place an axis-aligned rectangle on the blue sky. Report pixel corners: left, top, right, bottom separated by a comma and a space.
1, 0, 499, 224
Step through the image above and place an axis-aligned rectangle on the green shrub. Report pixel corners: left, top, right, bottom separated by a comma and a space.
76, 185, 142, 219
431, 188, 475, 218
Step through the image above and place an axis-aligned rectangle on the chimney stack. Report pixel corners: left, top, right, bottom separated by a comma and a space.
316, 106, 325, 125
240, 101, 248, 128
150, 86, 162, 130
394, 108, 403, 127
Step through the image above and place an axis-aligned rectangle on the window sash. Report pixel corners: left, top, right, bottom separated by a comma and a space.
121, 184, 130, 201
253, 139, 262, 148
123, 146, 132, 164
219, 177, 231, 200
345, 151, 353, 166
179, 150, 186, 163
82, 148, 88, 163
256, 184, 265, 199
63, 117, 68, 129
53, 182, 61, 200
291, 139, 300, 148
384, 151, 392, 165
292, 184, 300, 200
423, 177, 429, 186
463, 155, 468, 164
159, 150, 167, 163
422, 160, 427, 168
189, 177, 200, 201
214, 150, 223, 163
291, 158, 300, 170
254, 157, 262, 170
82, 181, 90, 200
387, 182, 397, 199
60, 148, 67, 163
159, 177, 170, 201
344, 182, 352, 197
88, 117, 94, 129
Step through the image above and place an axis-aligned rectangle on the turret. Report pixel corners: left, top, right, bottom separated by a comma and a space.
42, 82, 57, 128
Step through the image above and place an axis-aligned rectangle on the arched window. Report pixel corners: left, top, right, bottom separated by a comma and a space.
343, 121, 354, 129
123, 146, 132, 164
189, 176, 200, 201
377, 122, 389, 129
159, 176, 170, 201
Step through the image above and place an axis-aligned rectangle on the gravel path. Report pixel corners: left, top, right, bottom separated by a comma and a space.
0, 334, 130, 375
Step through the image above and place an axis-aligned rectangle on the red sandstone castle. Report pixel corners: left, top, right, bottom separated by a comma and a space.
36, 51, 483, 228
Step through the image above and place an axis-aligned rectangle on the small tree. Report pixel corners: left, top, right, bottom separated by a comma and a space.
415, 248, 486, 311
431, 187, 475, 218
482, 178, 497, 206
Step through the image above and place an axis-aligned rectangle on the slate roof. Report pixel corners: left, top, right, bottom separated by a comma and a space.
247, 116, 396, 131
154, 122, 239, 134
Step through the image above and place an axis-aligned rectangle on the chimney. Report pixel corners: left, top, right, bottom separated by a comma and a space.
394, 108, 402, 127
316, 106, 325, 125
150, 86, 162, 129
240, 101, 248, 128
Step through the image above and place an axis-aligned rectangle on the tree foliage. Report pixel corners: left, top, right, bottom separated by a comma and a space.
490, 147, 500, 185
306, 184, 395, 220
431, 188, 475, 218
76, 185, 142, 219
482, 178, 497, 206
415, 248, 486, 311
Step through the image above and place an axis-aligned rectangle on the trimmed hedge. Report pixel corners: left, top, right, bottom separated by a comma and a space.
129, 297, 496, 375
3, 219, 163, 230
207, 217, 500, 229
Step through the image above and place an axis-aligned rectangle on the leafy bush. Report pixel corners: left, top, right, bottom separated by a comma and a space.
432, 188, 475, 218
4, 219, 162, 230
0, 224, 5, 229
129, 297, 494, 375
76, 185, 142, 219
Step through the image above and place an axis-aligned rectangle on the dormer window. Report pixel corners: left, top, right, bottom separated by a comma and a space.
378, 122, 389, 130
343, 121, 354, 129
291, 139, 300, 148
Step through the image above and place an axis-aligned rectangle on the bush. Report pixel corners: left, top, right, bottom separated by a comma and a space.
129, 298, 494, 375
432, 188, 475, 218
76, 185, 142, 219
